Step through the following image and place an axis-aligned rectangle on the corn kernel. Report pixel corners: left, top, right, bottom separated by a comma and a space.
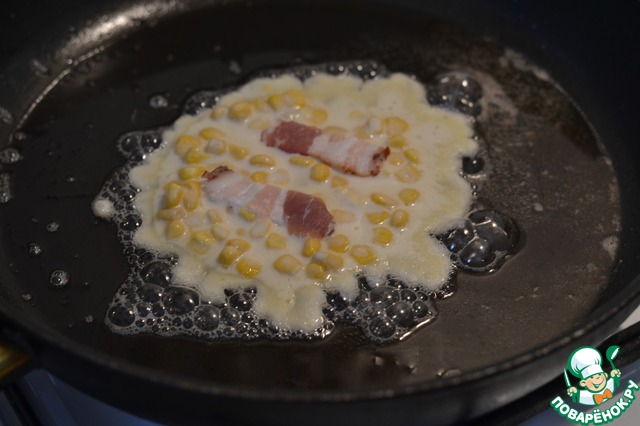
228, 102, 253, 121
332, 209, 356, 223
166, 220, 188, 239
178, 166, 206, 180
176, 135, 201, 156
330, 175, 348, 188
302, 238, 321, 257
218, 245, 241, 266
210, 107, 227, 120
189, 230, 214, 254
404, 148, 420, 163
184, 148, 210, 164
199, 127, 226, 141
350, 245, 377, 265
366, 211, 389, 224
307, 108, 328, 125
388, 135, 407, 148
205, 139, 227, 155
390, 209, 409, 228
248, 118, 271, 131
313, 251, 344, 270
182, 181, 201, 212
236, 257, 262, 278
399, 188, 420, 205
306, 262, 329, 280
249, 219, 271, 238
267, 94, 285, 111
266, 232, 286, 249
327, 234, 350, 253
211, 224, 230, 240
227, 238, 250, 252
250, 98, 268, 112
289, 156, 314, 167
249, 154, 275, 167
371, 193, 398, 208
384, 117, 409, 136
157, 207, 187, 221
206, 208, 223, 224
250, 171, 269, 184
164, 181, 184, 208
387, 152, 405, 166
310, 163, 331, 182
323, 126, 347, 136
229, 144, 249, 160
372, 226, 393, 245
239, 206, 256, 222
283, 89, 305, 108
394, 164, 421, 183
273, 254, 303, 275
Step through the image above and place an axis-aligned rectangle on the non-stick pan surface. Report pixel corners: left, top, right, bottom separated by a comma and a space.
0, 0, 639, 424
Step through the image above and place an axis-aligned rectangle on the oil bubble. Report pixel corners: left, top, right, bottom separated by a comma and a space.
49, 270, 70, 287
0, 148, 22, 164
28, 242, 43, 257
149, 94, 169, 109
46, 221, 60, 232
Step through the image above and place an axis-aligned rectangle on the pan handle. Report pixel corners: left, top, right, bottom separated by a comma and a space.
0, 334, 33, 387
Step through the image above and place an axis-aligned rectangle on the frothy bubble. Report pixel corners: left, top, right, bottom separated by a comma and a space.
0, 148, 22, 164
50, 270, 70, 287
28, 242, 43, 257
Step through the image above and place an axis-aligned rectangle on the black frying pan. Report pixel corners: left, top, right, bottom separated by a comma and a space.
0, 0, 639, 424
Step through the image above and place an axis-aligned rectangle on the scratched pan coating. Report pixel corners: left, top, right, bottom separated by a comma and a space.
0, 0, 638, 424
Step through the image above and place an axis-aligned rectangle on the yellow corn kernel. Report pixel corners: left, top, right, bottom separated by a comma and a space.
310, 163, 331, 182
211, 224, 230, 240
313, 251, 344, 271
229, 144, 249, 160
404, 148, 420, 163
273, 254, 303, 275
249, 154, 275, 167
228, 102, 253, 121
184, 148, 210, 164
178, 166, 206, 180
323, 126, 347, 136
266, 94, 285, 111
307, 108, 328, 125
332, 209, 356, 223
176, 135, 201, 156
330, 175, 348, 188
372, 226, 393, 245
306, 262, 329, 280
390, 209, 409, 228
199, 127, 226, 141
205, 139, 227, 155
249, 98, 268, 112
182, 181, 201, 212
384, 117, 409, 136
206, 208, 223, 224
248, 118, 271, 131
250, 171, 269, 184
289, 156, 314, 167
387, 152, 405, 166
350, 245, 377, 265
239, 206, 256, 222
394, 164, 421, 183
166, 220, 188, 239
236, 257, 262, 278
327, 234, 350, 253
164, 181, 184, 208
249, 219, 271, 238
218, 245, 241, 266
366, 211, 389, 224
266, 232, 286, 249
371, 192, 398, 208
189, 230, 214, 254
227, 238, 250, 253
210, 107, 227, 120
283, 89, 305, 108
388, 135, 407, 148
156, 207, 187, 221
301, 238, 321, 257
399, 188, 420, 205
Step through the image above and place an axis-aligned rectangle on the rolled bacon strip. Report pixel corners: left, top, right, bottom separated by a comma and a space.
202, 166, 335, 239
261, 121, 390, 177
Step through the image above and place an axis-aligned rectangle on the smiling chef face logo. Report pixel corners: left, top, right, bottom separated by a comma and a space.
550, 344, 640, 425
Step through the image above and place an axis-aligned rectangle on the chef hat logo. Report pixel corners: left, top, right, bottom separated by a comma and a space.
568, 346, 604, 380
